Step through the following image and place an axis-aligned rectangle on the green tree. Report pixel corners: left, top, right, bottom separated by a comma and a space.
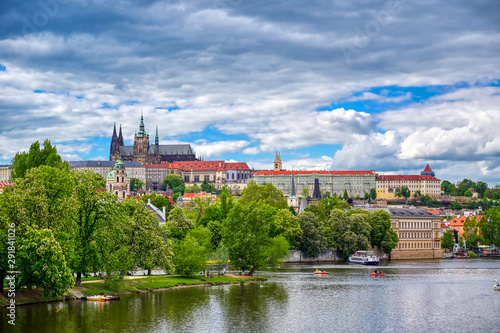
464, 190, 473, 197
381, 229, 399, 255
302, 188, 309, 198
162, 174, 185, 194
201, 179, 213, 193
17, 228, 74, 299
120, 200, 174, 276
474, 181, 488, 198
130, 178, 145, 192
185, 184, 201, 193
451, 199, 462, 210
212, 242, 230, 272
369, 210, 393, 250
370, 188, 377, 201
167, 207, 194, 240
219, 187, 233, 220
240, 181, 287, 209
11, 139, 68, 180
274, 208, 302, 248
343, 189, 349, 200
328, 209, 371, 260
394, 186, 411, 200
222, 202, 289, 276
493, 192, 500, 200
441, 230, 455, 250
479, 208, 500, 247
71, 170, 112, 286
173, 233, 209, 276
298, 211, 327, 258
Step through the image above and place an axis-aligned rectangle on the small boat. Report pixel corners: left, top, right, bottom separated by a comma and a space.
370, 272, 385, 277
82, 295, 119, 301
494, 280, 500, 291
314, 270, 329, 274
348, 251, 380, 265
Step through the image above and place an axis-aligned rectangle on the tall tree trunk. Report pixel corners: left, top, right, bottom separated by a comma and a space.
248, 265, 258, 276
76, 272, 82, 287
148, 268, 151, 276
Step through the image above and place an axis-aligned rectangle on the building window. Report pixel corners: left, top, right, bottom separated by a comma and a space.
205, 175, 210, 181
194, 176, 200, 182
184, 176, 190, 182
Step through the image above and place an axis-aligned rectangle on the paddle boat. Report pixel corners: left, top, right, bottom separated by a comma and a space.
82, 295, 119, 302
314, 269, 329, 275
370, 271, 385, 277
494, 280, 500, 291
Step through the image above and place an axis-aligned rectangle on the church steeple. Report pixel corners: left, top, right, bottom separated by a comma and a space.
135, 110, 149, 138
290, 171, 296, 196
118, 124, 124, 146
110, 123, 119, 160
274, 152, 282, 171
155, 125, 159, 147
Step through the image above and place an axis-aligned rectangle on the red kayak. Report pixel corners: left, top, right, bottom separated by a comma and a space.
370, 272, 385, 276
314, 271, 329, 275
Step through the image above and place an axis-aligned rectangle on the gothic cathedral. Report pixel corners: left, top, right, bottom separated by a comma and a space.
110, 112, 198, 164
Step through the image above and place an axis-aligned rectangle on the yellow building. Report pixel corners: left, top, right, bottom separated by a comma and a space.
376, 165, 441, 200
0, 165, 11, 184
388, 208, 443, 259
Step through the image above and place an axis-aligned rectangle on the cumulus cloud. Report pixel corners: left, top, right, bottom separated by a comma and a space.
0, 0, 499, 185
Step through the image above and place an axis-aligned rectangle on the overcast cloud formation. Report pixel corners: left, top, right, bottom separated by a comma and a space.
0, 0, 499, 185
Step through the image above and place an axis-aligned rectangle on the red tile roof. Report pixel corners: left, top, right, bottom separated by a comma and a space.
225, 162, 250, 170
253, 170, 375, 176
423, 164, 433, 173
175, 161, 225, 170
449, 215, 483, 227
182, 192, 212, 198
376, 175, 440, 181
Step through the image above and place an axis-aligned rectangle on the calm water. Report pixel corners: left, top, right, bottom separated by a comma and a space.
2, 259, 500, 332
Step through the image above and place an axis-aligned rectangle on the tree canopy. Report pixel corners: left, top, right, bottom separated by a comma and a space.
11, 139, 68, 180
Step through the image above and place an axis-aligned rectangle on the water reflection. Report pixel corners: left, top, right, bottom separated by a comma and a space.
1, 259, 500, 332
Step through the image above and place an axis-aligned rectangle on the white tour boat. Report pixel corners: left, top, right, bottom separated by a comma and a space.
348, 251, 380, 265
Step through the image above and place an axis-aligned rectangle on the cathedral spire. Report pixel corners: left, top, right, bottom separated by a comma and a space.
290, 170, 296, 196
155, 125, 159, 147
112, 122, 117, 139
135, 110, 148, 138
118, 124, 124, 146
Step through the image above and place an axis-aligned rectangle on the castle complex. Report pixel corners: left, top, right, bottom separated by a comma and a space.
109, 112, 197, 164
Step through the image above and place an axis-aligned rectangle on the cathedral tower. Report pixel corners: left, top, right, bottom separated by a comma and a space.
110, 123, 120, 160
133, 111, 150, 164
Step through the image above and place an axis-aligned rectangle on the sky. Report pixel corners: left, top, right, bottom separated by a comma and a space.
1, 0, 499, 185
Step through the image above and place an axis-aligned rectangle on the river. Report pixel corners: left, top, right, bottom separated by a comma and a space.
2, 258, 499, 332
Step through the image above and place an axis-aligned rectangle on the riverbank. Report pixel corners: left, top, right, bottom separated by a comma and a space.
0, 274, 266, 307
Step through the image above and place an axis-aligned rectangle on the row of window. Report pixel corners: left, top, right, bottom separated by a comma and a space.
399, 232, 431, 239
398, 242, 438, 249
400, 222, 432, 229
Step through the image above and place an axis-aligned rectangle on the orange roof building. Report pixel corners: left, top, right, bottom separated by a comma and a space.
448, 215, 483, 238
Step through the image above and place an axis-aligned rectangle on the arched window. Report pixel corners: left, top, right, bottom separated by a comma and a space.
117, 177, 119, 182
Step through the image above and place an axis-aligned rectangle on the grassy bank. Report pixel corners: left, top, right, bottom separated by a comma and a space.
0, 274, 266, 307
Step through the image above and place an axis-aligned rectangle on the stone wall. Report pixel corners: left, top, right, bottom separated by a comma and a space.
390, 249, 444, 260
